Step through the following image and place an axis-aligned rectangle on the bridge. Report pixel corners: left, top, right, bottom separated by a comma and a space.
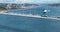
0, 11, 60, 20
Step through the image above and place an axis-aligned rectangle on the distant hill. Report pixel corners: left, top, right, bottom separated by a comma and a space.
48, 3, 60, 6
0, 6, 7, 10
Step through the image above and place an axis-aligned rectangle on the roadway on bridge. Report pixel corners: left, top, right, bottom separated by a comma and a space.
0, 11, 60, 20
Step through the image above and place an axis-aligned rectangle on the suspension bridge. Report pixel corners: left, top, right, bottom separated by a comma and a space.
0, 11, 60, 20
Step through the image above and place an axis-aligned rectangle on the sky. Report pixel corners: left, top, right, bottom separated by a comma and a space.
0, 0, 60, 4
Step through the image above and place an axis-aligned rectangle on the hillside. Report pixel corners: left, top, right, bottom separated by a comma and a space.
48, 3, 60, 7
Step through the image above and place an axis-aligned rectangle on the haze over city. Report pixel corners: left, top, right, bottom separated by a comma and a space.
0, 0, 60, 4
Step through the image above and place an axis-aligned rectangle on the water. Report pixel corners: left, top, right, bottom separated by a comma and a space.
0, 5, 60, 32
8, 5, 60, 16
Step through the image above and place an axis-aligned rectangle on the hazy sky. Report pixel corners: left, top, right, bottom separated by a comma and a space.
0, 0, 60, 4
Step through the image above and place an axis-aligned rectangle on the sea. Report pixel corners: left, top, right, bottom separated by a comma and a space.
0, 5, 60, 32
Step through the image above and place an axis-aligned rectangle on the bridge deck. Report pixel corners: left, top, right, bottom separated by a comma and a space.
0, 11, 60, 20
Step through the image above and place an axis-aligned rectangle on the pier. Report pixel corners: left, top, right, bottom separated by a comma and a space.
0, 11, 60, 20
